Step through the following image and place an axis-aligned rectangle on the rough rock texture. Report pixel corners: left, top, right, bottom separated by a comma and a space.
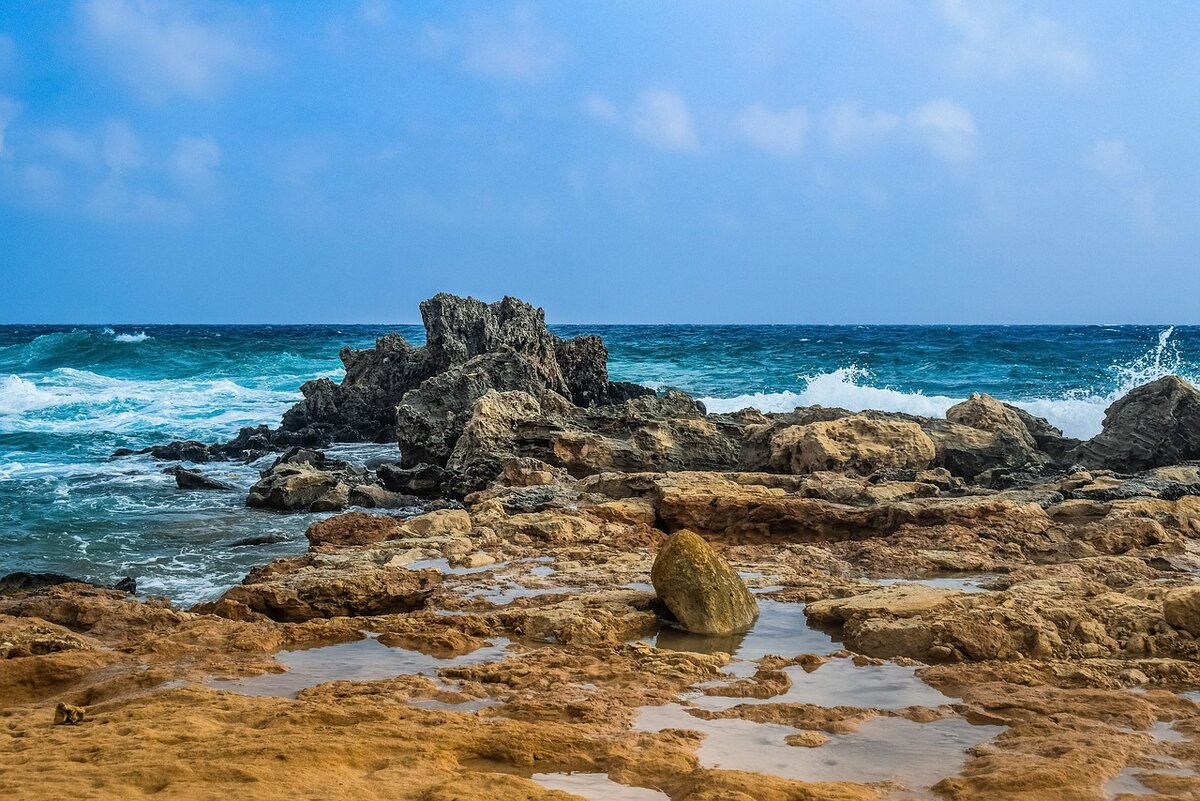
768, 416, 936, 475
651, 529, 758, 634
1073, 375, 1200, 471
1163, 586, 1200, 637
946, 393, 1038, 450
445, 389, 742, 492
169, 466, 234, 491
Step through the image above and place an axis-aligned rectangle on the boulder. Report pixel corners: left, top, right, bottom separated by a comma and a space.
921, 418, 1040, 479
53, 703, 85, 726
946, 393, 1037, 450
169, 466, 234, 491
245, 463, 349, 512
1163, 586, 1200, 637
377, 462, 452, 498
1072, 376, 1200, 471
768, 416, 936, 475
650, 529, 758, 635
213, 557, 440, 622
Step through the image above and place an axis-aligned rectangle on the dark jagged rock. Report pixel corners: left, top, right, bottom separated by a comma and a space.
377, 462, 451, 498
279, 334, 434, 443
228, 534, 287, 548
1072, 375, 1200, 471
555, 335, 609, 406
147, 440, 212, 462
0, 572, 135, 596
395, 349, 549, 469
168, 466, 235, 491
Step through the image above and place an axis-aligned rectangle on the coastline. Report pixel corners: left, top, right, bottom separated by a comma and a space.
4, 294, 1200, 799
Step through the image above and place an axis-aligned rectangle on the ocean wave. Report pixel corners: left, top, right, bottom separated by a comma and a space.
700, 328, 1198, 441
113, 331, 151, 343
0, 368, 300, 439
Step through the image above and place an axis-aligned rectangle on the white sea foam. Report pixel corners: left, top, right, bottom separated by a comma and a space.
700, 328, 1197, 441
113, 331, 151, 343
0, 368, 300, 437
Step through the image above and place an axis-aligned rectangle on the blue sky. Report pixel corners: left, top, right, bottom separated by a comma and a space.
0, 1, 1197, 323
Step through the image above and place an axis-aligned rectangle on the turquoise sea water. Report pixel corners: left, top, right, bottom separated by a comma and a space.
1, 323, 1196, 603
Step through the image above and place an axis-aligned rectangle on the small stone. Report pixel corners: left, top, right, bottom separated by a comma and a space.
784, 730, 829, 748
53, 703, 85, 726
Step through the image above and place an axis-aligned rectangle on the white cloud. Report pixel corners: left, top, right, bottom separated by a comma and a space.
735, 104, 808, 158
628, 91, 700, 153
171, 136, 221, 194
909, 99, 977, 162
78, 0, 269, 101
0, 96, 20, 158
821, 98, 976, 163
824, 102, 901, 152
1087, 138, 1135, 178
87, 178, 190, 223
582, 94, 619, 124
463, 6, 566, 82
938, 0, 1090, 83
358, 0, 390, 27
42, 128, 97, 165
100, 119, 143, 174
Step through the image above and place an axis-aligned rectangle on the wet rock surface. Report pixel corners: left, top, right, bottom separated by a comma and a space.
651, 530, 758, 635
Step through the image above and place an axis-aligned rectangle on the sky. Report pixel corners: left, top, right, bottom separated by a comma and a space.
0, 1, 1198, 324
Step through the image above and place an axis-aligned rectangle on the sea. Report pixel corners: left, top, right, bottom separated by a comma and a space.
1, 323, 1196, 605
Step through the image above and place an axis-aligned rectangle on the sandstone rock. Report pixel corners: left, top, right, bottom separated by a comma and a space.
1163, 586, 1200, 637
215, 557, 440, 622
246, 463, 346, 512
651, 530, 758, 634
946, 393, 1037, 450
768, 416, 936, 475
377, 462, 451, 498
1073, 376, 1200, 471
921, 418, 1041, 479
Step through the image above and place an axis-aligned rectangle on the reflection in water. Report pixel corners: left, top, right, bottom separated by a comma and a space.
208, 633, 510, 698
531, 773, 669, 800
645, 600, 837, 663
636, 703, 1003, 797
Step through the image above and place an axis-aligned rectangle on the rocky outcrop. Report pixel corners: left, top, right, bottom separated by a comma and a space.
1072, 375, 1200, 471
947, 394, 1037, 450
768, 416, 936, 475
1163, 586, 1200, 637
444, 389, 742, 492
651, 530, 758, 634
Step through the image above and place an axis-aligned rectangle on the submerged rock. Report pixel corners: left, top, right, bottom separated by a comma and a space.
1073, 375, 1200, 471
169, 466, 235, 491
650, 529, 758, 635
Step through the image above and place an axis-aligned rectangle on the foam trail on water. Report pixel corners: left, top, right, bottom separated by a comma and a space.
701, 328, 1197, 441
700, 367, 962, 420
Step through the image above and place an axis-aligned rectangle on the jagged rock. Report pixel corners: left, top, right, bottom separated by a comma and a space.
395, 349, 551, 469
768, 416, 936, 475
228, 534, 286, 548
377, 462, 452, 498
147, 440, 212, 462
445, 389, 741, 492
651, 530, 758, 635
1072, 376, 1200, 471
169, 466, 234, 491
279, 334, 434, 443
0, 572, 135, 596
554, 335, 609, 406
306, 509, 473, 548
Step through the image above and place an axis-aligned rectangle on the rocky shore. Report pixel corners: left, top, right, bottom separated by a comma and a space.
6, 294, 1200, 799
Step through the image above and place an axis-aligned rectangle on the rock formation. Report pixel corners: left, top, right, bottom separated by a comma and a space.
1072, 375, 1200, 471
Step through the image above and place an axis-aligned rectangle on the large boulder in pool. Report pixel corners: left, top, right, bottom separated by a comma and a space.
768, 416, 936, 475
651, 529, 758, 635
1072, 376, 1200, 471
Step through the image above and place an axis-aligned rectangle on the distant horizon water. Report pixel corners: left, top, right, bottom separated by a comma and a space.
1, 322, 1196, 603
